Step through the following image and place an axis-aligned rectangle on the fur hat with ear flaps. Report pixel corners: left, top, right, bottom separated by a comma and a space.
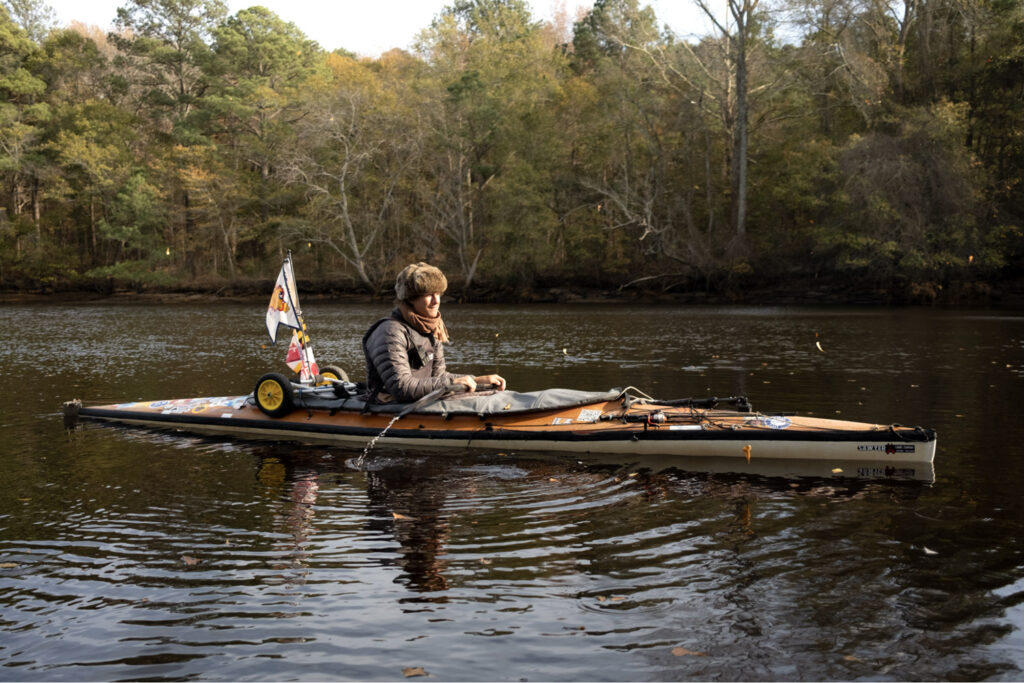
395, 262, 448, 303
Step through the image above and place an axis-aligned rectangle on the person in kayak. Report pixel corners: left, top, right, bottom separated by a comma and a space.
362, 262, 506, 403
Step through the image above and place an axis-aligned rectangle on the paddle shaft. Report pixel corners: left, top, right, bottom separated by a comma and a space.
396, 382, 498, 418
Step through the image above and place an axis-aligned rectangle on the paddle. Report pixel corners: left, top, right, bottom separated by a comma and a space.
396, 381, 498, 418
357, 381, 499, 465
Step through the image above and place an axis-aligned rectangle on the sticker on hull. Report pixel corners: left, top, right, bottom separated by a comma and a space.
748, 415, 792, 430
857, 444, 916, 454
155, 396, 248, 415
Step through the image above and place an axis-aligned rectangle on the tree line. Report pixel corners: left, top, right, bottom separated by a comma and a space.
1, 0, 1021, 301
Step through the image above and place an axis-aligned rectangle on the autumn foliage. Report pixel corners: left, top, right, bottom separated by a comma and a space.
1, 0, 1021, 301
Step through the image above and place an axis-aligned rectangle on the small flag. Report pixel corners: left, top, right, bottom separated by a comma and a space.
285, 330, 303, 373
266, 260, 300, 343
285, 330, 319, 381
265, 253, 319, 384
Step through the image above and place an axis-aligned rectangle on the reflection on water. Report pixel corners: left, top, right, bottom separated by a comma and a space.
0, 302, 1022, 681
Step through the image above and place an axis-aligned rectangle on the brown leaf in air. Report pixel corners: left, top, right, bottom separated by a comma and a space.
402, 666, 428, 677
672, 647, 707, 657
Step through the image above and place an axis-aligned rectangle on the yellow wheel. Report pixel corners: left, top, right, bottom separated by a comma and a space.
317, 364, 348, 385
254, 373, 295, 417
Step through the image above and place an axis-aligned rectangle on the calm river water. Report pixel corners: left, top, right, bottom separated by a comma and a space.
1, 301, 1022, 681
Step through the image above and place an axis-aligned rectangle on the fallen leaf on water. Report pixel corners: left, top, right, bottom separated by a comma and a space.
0, 562, 19, 569
548, 478, 559, 483
393, 512, 414, 520
844, 654, 863, 662
816, 341, 825, 353
832, 468, 844, 474
597, 596, 607, 602
672, 647, 707, 657
181, 555, 200, 566
628, 472, 638, 478
402, 666, 428, 678
479, 558, 492, 565
610, 596, 626, 601
923, 546, 938, 556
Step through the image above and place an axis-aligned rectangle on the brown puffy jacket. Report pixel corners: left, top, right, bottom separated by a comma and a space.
362, 310, 458, 403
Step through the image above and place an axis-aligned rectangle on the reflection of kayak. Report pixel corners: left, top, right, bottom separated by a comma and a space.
64, 381, 937, 477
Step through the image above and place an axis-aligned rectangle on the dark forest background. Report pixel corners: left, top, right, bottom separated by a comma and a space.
1, 0, 1022, 303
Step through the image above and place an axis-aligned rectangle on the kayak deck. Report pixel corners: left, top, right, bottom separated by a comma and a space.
64, 387, 937, 467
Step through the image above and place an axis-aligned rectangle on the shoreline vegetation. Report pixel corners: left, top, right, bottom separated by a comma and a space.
1, 0, 1021, 310
3, 274, 1022, 308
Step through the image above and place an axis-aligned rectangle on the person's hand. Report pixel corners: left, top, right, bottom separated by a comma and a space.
475, 374, 506, 391
453, 375, 477, 392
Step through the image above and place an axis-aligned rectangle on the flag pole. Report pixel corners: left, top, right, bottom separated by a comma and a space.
280, 250, 315, 384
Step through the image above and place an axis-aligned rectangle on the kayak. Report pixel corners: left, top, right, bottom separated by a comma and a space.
63, 255, 937, 481
64, 378, 937, 479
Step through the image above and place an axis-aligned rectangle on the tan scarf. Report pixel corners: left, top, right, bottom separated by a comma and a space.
397, 302, 450, 343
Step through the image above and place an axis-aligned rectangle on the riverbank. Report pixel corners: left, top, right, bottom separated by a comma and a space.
2, 274, 1022, 307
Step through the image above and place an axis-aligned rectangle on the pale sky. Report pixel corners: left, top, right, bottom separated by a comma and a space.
43, 0, 711, 58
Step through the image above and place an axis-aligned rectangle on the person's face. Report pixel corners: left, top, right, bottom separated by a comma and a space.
411, 292, 442, 318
